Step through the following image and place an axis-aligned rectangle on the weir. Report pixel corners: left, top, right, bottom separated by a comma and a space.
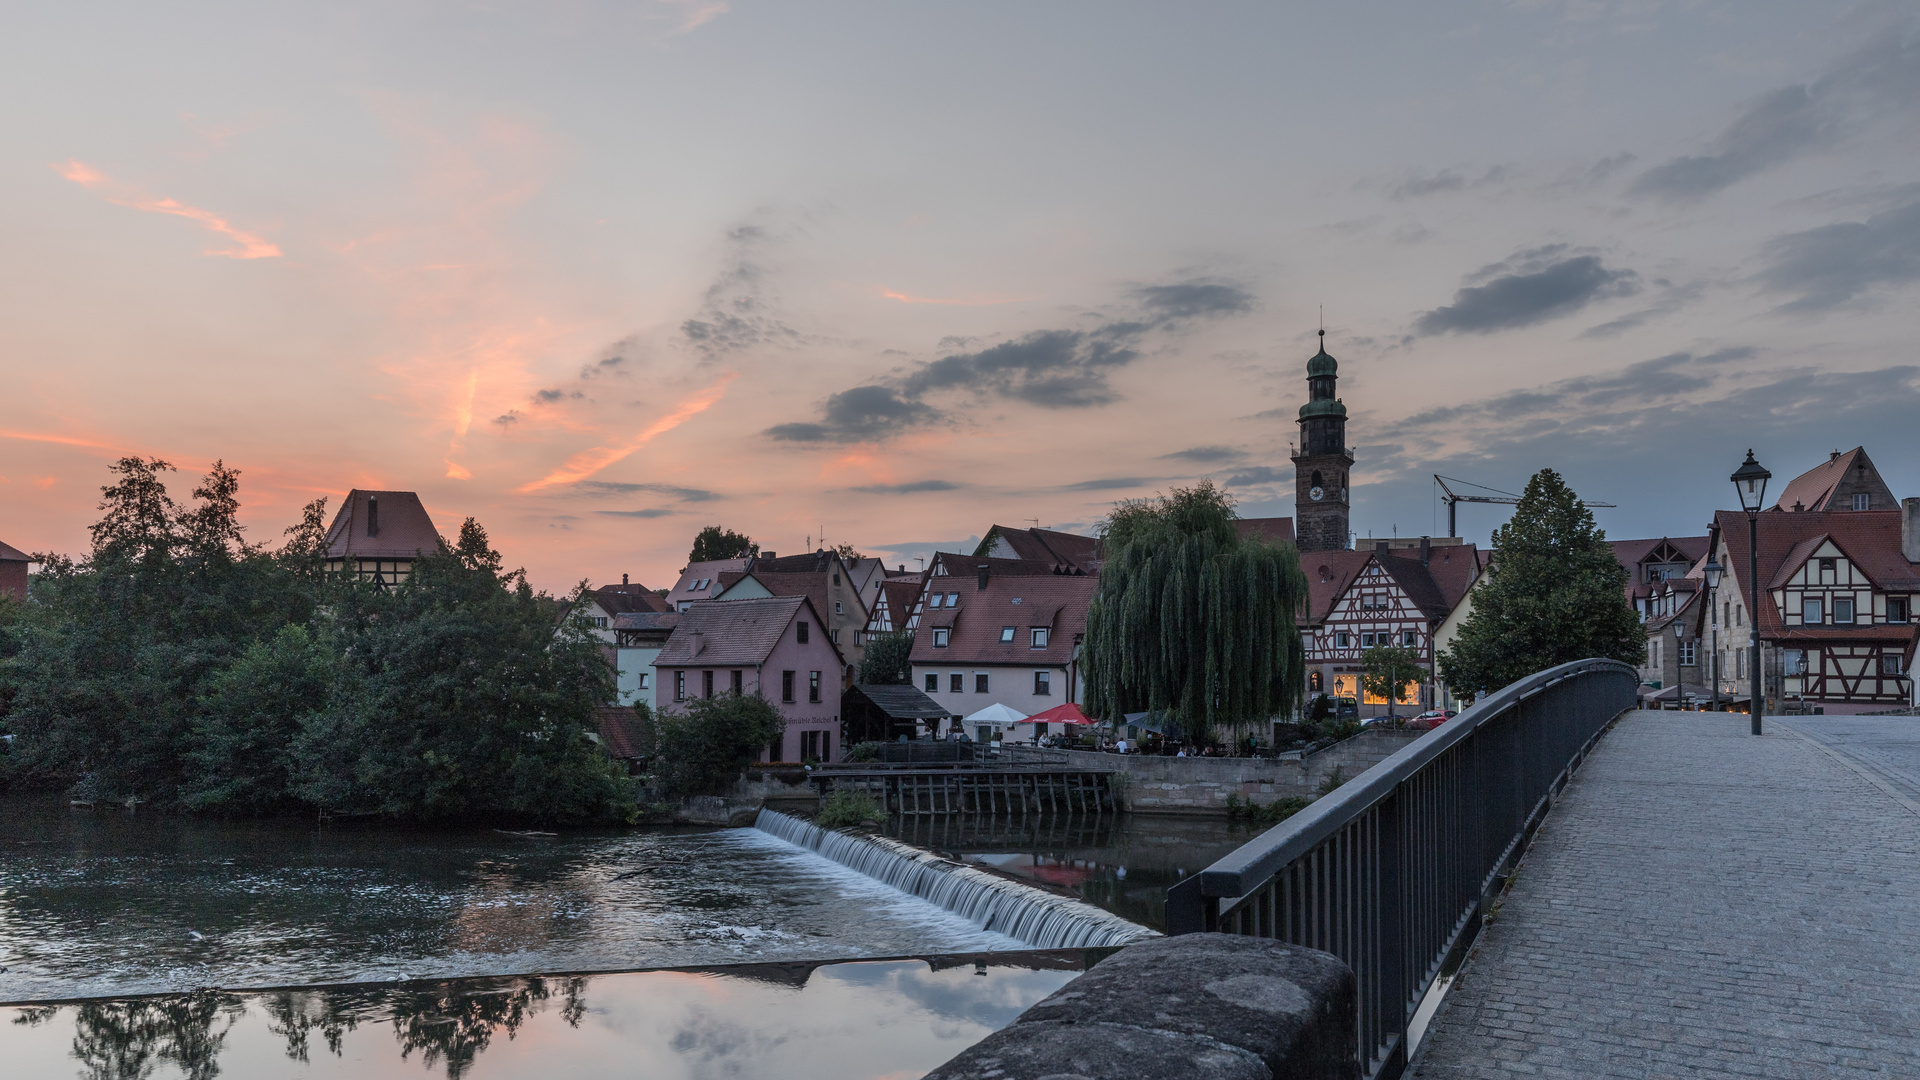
752, 809, 1158, 950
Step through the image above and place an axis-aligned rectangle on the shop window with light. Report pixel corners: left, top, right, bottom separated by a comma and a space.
1835, 598, 1855, 624
1033, 670, 1051, 696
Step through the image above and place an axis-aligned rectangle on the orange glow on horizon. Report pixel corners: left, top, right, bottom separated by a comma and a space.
517, 374, 738, 492
56, 160, 282, 259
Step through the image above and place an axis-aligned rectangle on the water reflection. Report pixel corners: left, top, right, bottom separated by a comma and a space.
6, 954, 1088, 1080
885, 813, 1256, 930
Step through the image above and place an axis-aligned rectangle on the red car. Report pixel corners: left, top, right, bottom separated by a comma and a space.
1408, 709, 1458, 730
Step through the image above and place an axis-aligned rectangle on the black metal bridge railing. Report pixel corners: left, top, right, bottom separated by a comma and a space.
1165, 658, 1637, 1080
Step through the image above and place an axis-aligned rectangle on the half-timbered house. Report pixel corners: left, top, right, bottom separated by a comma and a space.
1302, 539, 1483, 717
1709, 502, 1920, 712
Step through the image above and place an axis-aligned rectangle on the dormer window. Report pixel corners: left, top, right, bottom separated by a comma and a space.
933, 628, 950, 648
928, 594, 944, 609
1000, 626, 1016, 643
1031, 628, 1049, 649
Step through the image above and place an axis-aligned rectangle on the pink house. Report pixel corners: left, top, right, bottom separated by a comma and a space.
651, 595, 849, 763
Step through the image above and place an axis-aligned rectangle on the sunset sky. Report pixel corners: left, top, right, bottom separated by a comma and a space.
3, 2, 1917, 592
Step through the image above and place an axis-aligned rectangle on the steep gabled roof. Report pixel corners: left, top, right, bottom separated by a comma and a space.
322, 490, 442, 561
611, 610, 681, 633
592, 582, 670, 615
1772, 447, 1895, 512
1424, 543, 1483, 611
1712, 509, 1920, 634
0, 539, 29, 563
1301, 550, 1375, 624
654, 595, 836, 667
975, 525, 1102, 571
1372, 553, 1454, 622
1235, 517, 1296, 546
665, 558, 751, 608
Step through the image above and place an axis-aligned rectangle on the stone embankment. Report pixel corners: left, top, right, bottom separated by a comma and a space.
926, 933, 1358, 1080
1060, 728, 1423, 814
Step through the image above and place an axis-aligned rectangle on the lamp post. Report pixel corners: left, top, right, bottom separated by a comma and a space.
1731, 451, 1771, 735
1673, 620, 1687, 708
1702, 557, 1724, 712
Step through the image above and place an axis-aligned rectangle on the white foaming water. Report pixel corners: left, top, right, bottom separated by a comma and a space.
753, 809, 1159, 949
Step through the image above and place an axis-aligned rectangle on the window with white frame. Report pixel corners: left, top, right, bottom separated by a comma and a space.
1679, 640, 1697, 666
1854, 493, 1871, 511
1402, 630, 1416, 647
933, 628, 950, 647
1336, 632, 1351, 648
1031, 627, 1049, 649
1885, 653, 1905, 677
1803, 598, 1823, 624
1834, 598, 1855, 624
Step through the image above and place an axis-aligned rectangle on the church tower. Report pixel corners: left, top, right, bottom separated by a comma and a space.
1292, 330, 1351, 552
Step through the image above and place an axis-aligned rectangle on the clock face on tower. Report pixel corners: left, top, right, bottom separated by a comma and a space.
1309, 486, 1324, 501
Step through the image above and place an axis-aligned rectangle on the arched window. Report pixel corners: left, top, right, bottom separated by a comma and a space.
1310, 470, 1323, 488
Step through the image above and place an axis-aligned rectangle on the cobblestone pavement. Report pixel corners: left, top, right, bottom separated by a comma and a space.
1409, 711, 1920, 1079
1777, 716, 1920, 808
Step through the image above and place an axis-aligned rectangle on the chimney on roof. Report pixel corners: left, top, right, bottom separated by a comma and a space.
366, 495, 379, 538
1904, 498, 1920, 563
898, 564, 905, 572
762, 551, 775, 560
622, 573, 629, 585
1375, 540, 1389, 553
977, 563, 990, 590
691, 627, 705, 655
1830, 449, 1841, 462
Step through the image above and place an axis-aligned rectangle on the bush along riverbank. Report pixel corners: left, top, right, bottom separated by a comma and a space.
0, 458, 635, 826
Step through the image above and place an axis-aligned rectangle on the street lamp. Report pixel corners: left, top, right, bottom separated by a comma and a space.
1731, 451, 1771, 735
1702, 556, 1724, 712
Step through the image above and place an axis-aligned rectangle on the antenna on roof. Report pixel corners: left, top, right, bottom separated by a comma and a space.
1026, 518, 1040, 529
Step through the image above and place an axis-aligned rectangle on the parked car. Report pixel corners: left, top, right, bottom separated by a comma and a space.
1408, 709, 1458, 730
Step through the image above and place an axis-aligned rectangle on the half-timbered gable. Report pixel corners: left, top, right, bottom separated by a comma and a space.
1302, 542, 1481, 715
1710, 505, 1920, 711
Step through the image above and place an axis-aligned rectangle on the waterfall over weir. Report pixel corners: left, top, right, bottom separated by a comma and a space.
753, 809, 1158, 950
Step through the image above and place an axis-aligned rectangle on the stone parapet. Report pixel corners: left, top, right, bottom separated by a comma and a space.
1056, 729, 1423, 813
925, 933, 1358, 1080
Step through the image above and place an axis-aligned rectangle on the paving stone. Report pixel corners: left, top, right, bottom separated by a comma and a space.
1408, 711, 1920, 1079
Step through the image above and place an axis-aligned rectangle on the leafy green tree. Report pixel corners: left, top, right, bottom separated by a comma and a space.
288, 521, 632, 823
858, 631, 912, 684
651, 692, 784, 796
833, 543, 864, 562
687, 525, 757, 563
183, 624, 340, 813
1360, 643, 1429, 718
1082, 480, 1309, 743
1438, 468, 1643, 699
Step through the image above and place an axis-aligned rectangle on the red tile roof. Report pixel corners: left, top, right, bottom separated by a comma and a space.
1235, 517, 1296, 546
322, 490, 442, 561
977, 525, 1102, 571
1772, 447, 1876, 512
592, 583, 670, 615
665, 558, 751, 607
594, 706, 652, 759
654, 595, 840, 667
908, 574, 1096, 667
1712, 509, 1920, 635
1301, 550, 1376, 624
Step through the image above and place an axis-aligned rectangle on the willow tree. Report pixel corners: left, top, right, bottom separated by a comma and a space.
1083, 481, 1309, 744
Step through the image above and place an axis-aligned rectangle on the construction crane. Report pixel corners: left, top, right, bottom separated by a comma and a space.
1434, 475, 1615, 538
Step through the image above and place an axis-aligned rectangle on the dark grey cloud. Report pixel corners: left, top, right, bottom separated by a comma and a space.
1133, 280, 1256, 320
1405, 348, 1752, 426
1756, 196, 1920, 311
1415, 245, 1639, 335
1577, 281, 1705, 339
492, 410, 521, 426
575, 480, 719, 502
766, 384, 926, 442
765, 274, 1257, 443
845, 480, 961, 494
680, 223, 802, 357
1056, 476, 1169, 492
1160, 445, 1242, 463
1631, 32, 1920, 201
1387, 165, 1510, 200
534, 388, 585, 403
594, 508, 677, 518
1224, 466, 1286, 487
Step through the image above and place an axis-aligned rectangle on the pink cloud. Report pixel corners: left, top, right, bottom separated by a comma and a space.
518, 374, 738, 492
56, 159, 282, 259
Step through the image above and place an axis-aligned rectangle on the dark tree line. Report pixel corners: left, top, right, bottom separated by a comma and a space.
0, 458, 634, 824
